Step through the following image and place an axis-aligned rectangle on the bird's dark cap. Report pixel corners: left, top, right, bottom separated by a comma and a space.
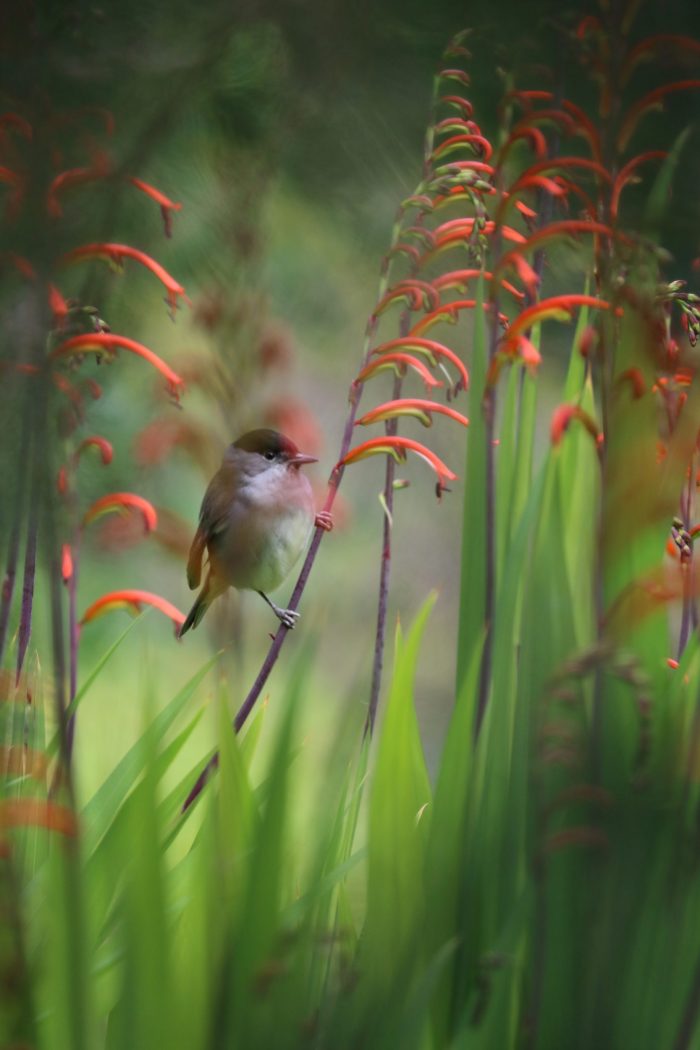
233, 429, 299, 458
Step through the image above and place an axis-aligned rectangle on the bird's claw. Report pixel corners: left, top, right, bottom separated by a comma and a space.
315, 510, 334, 532
277, 607, 300, 629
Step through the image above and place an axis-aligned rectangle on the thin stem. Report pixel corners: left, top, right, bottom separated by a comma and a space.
15, 496, 38, 684
66, 531, 81, 761
677, 456, 695, 660
365, 374, 401, 737
474, 235, 501, 738
0, 504, 25, 668
2, 401, 34, 671
673, 949, 700, 1050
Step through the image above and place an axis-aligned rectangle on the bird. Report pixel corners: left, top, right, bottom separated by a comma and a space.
180, 428, 332, 637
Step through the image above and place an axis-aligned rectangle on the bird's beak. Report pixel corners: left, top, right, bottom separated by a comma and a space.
290, 451, 318, 466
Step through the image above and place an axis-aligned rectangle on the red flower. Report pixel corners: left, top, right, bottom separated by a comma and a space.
80, 590, 185, 635
82, 492, 157, 533
61, 243, 188, 317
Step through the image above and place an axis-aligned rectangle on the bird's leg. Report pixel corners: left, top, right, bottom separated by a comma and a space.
257, 591, 300, 629
315, 510, 334, 531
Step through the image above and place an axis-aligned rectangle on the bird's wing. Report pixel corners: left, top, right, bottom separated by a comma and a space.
186, 465, 234, 589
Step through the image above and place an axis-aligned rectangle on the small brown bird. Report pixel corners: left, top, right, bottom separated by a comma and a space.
180, 429, 332, 636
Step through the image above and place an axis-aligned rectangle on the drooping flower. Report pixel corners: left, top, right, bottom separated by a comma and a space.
371, 336, 469, 393
82, 492, 157, 533
550, 403, 601, 446
80, 589, 185, 635
356, 398, 468, 428
61, 243, 189, 317
128, 177, 182, 238
50, 332, 185, 401
357, 353, 443, 393
339, 435, 457, 493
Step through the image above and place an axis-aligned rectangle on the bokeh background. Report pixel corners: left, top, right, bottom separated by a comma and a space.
2, 0, 698, 804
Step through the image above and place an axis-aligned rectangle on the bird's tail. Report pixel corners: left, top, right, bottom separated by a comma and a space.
179, 582, 212, 637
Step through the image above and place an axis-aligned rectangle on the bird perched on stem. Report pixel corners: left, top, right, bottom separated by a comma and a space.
180, 428, 332, 637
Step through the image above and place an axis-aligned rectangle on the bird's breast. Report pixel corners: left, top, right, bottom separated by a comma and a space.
210, 470, 314, 593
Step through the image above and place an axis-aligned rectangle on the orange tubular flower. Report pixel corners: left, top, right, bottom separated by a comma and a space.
550, 404, 601, 446
503, 294, 612, 352
128, 177, 182, 237
357, 353, 443, 393
437, 95, 474, 118
371, 336, 469, 392
618, 80, 700, 151
76, 435, 113, 465
48, 284, 68, 326
610, 151, 667, 220
339, 436, 458, 492
430, 133, 493, 162
80, 590, 185, 635
412, 300, 509, 338
372, 280, 440, 316
82, 492, 157, 533
356, 398, 469, 428
47, 156, 111, 217
61, 242, 188, 316
432, 269, 525, 302
50, 332, 185, 401
61, 544, 73, 583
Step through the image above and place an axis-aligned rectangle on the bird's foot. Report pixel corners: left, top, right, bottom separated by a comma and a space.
259, 591, 300, 629
277, 607, 300, 629
315, 510, 334, 532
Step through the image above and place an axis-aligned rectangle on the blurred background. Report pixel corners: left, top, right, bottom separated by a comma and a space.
1, 0, 697, 804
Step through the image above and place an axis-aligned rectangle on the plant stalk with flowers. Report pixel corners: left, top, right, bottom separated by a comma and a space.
4, 5, 700, 1048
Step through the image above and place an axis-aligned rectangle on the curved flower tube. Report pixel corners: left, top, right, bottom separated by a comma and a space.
47, 157, 111, 217
50, 332, 185, 401
356, 398, 469, 428
76, 435, 113, 465
437, 95, 474, 118
371, 336, 469, 392
82, 492, 157, 532
80, 589, 185, 635
432, 269, 525, 302
61, 242, 188, 316
411, 300, 508, 338
372, 279, 440, 316
503, 294, 612, 351
618, 80, 700, 151
431, 133, 493, 163
129, 177, 182, 237
610, 151, 667, 220
357, 353, 443, 393
550, 403, 601, 446
339, 436, 458, 492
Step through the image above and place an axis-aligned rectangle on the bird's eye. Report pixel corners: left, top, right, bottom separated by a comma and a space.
263, 450, 275, 461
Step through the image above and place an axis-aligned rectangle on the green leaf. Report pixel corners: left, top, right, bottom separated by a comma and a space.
362, 595, 435, 989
